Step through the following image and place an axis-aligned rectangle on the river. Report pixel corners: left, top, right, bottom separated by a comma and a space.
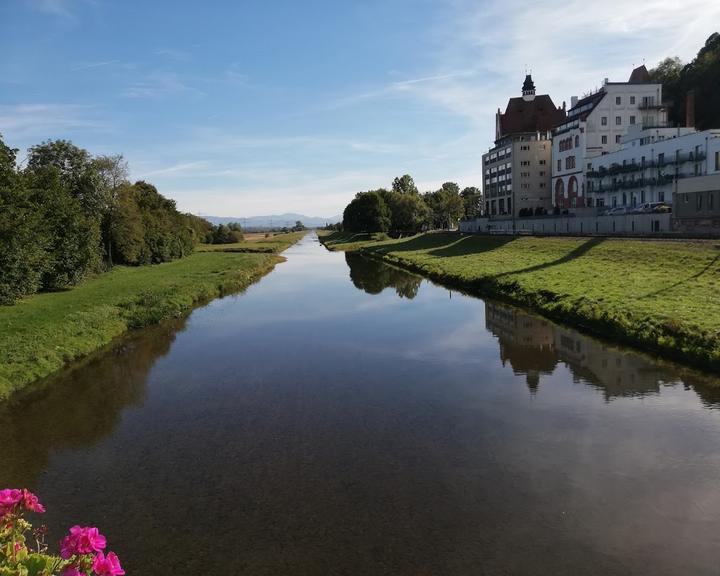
2, 232, 719, 575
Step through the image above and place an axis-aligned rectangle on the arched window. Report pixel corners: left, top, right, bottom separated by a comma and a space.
555, 179, 566, 208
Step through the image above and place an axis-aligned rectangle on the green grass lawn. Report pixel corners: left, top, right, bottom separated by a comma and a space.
0, 251, 284, 399
317, 231, 390, 252
197, 231, 307, 253
323, 231, 720, 371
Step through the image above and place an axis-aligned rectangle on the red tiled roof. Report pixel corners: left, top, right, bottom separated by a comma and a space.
628, 65, 651, 84
498, 95, 566, 138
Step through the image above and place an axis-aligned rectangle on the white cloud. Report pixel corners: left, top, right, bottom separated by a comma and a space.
122, 72, 205, 99
0, 104, 107, 142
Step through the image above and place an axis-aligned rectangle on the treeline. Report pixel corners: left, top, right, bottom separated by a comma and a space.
0, 135, 214, 305
650, 32, 720, 130
342, 175, 480, 234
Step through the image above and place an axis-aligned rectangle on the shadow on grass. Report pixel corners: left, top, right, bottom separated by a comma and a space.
427, 235, 516, 257
492, 236, 607, 278
639, 248, 720, 299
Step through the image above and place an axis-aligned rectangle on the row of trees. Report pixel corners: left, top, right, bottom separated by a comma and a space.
342, 175, 481, 234
0, 135, 212, 305
650, 33, 720, 130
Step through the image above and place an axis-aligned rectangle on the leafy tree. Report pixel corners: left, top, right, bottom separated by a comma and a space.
28, 168, 101, 290
424, 182, 464, 229
391, 174, 419, 196
460, 186, 482, 218
650, 34, 720, 130
343, 191, 391, 233
382, 190, 430, 235
110, 184, 145, 265
0, 135, 47, 304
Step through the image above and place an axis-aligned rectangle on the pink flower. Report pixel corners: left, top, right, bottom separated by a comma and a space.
21, 489, 45, 513
92, 551, 125, 576
0, 489, 23, 507
61, 567, 83, 576
60, 525, 107, 558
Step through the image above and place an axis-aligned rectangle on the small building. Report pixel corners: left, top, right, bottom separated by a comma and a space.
586, 127, 720, 208
673, 174, 720, 234
552, 66, 667, 209
482, 75, 566, 219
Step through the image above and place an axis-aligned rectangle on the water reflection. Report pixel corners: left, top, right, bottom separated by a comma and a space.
484, 301, 720, 406
0, 319, 185, 487
345, 252, 422, 299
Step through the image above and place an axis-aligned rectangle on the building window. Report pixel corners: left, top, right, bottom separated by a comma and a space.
521, 145, 530, 151
630, 96, 636, 105
641, 190, 645, 203
539, 182, 546, 188
615, 116, 622, 125
697, 194, 703, 211
709, 193, 715, 210
659, 191, 664, 202
616, 96, 621, 105
602, 135, 608, 144
557, 159, 562, 171
630, 115, 636, 125
715, 151, 720, 171
601, 116, 608, 126
616, 135, 622, 143
521, 160, 530, 166
575, 135, 580, 147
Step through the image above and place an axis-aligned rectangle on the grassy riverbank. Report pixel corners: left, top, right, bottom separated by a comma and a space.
0, 251, 287, 399
197, 231, 306, 253
320, 231, 720, 371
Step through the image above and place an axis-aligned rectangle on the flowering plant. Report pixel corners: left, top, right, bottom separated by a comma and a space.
0, 489, 124, 576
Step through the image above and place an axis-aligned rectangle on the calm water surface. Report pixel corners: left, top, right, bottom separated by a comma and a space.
2, 233, 720, 575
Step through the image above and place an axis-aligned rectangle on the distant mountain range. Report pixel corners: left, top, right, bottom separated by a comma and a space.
202, 213, 342, 229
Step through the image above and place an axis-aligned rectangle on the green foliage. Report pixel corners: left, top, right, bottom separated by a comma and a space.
424, 182, 464, 229
211, 223, 244, 244
650, 33, 720, 130
343, 190, 391, 233
391, 174, 419, 196
460, 186, 482, 218
0, 135, 203, 304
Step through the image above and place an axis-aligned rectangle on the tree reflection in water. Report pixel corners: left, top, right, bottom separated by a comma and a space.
345, 252, 422, 300
0, 318, 187, 488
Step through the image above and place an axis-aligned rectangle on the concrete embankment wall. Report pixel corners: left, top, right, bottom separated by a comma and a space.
459, 213, 690, 237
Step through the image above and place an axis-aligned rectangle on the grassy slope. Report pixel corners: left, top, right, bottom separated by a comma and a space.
321, 231, 720, 371
197, 231, 306, 253
0, 251, 284, 399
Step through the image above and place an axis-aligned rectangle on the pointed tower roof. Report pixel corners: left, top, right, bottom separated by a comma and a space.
522, 74, 536, 96
628, 65, 651, 84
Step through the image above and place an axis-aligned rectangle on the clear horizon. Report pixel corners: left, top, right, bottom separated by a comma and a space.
2, 0, 718, 218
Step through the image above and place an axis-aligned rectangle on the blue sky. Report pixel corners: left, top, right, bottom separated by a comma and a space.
1, 0, 719, 217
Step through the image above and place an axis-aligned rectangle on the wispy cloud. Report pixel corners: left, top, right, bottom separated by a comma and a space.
0, 103, 107, 141
27, 0, 96, 19
122, 72, 205, 99
70, 59, 119, 72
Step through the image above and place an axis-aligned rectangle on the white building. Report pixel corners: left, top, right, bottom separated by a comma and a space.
552, 65, 667, 209
586, 127, 720, 208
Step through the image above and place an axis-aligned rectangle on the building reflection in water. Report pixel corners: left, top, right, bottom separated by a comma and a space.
484, 301, 720, 405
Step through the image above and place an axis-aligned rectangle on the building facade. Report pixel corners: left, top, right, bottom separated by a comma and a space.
482, 75, 565, 218
552, 66, 667, 209
586, 127, 720, 208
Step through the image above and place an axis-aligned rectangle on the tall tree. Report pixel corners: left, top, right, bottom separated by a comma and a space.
391, 174, 419, 196
460, 186, 482, 218
343, 191, 391, 233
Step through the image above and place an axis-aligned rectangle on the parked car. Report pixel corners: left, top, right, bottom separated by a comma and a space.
633, 202, 672, 214
604, 207, 628, 216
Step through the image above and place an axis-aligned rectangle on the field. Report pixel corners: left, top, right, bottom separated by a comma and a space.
320, 231, 720, 371
197, 231, 307, 253
0, 251, 285, 399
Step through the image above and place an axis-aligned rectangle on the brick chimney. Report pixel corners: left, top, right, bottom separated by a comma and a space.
686, 90, 696, 128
